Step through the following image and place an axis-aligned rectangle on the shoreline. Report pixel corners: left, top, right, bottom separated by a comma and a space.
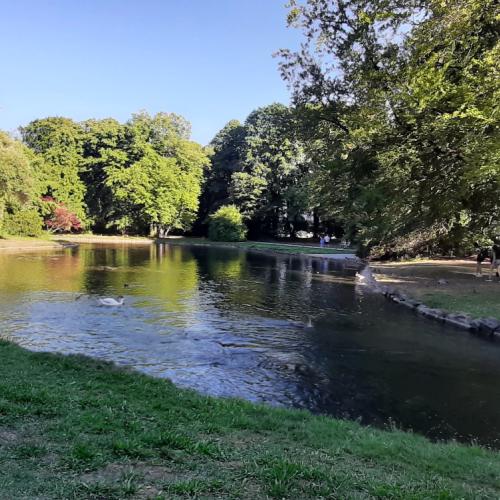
0, 238, 67, 253
158, 236, 359, 259
0, 234, 153, 253
54, 234, 154, 245
364, 261, 500, 337
0, 338, 498, 498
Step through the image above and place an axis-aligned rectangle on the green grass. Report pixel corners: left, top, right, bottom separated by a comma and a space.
421, 291, 500, 320
163, 237, 354, 255
0, 341, 499, 498
0, 232, 53, 241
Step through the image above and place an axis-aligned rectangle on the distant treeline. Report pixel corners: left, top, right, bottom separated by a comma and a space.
0, 0, 498, 257
0, 112, 209, 237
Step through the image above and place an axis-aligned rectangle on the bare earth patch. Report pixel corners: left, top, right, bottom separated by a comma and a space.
80, 462, 179, 483
0, 428, 20, 443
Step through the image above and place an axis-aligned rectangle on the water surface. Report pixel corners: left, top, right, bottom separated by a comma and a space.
1, 243, 499, 447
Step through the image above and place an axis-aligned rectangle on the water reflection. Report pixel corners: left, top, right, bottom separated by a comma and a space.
0, 243, 500, 447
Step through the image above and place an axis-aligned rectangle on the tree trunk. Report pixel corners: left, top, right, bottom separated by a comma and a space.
313, 208, 320, 238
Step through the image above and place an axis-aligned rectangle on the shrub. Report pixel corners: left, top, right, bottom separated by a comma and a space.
2, 209, 43, 237
42, 198, 82, 233
46, 205, 82, 233
208, 205, 247, 242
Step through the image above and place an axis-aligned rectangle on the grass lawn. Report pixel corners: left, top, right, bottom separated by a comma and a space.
0, 234, 62, 251
162, 238, 354, 256
418, 291, 500, 320
0, 340, 499, 499
372, 260, 500, 321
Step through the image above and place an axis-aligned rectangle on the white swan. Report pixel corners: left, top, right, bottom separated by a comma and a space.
98, 296, 125, 306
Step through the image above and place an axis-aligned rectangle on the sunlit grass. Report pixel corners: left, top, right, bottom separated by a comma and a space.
422, 291, 500, 320
164, 237, 354, 255
0, 340, 498, 498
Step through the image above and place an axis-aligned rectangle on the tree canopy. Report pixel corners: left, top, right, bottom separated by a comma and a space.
274, 0, 500, 255
1, 0, 498, 256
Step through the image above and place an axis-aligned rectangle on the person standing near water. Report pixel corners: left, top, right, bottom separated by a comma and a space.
475, 242, 490, 277
324, 234, 330, 245
489, 241, 500, 281
320, 235, 325, 247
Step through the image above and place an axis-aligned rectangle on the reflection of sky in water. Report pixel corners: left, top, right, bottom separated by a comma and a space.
1, 243, 500, 447
4, 289, 316, 406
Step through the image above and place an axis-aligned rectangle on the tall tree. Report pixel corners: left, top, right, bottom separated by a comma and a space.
80, 118, 129, 232
20, 117, 87, 223
279, 0, 500, 255
230, 104, 309, 237
106, 113, 210, 236
0, 132, 40, 224
198, 120, 246, 224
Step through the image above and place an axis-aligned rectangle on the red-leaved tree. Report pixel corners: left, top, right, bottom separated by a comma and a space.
42, 197, 82, 233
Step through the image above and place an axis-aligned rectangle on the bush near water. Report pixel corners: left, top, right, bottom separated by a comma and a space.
1, 209, 43, 237
208, 205, 247, 242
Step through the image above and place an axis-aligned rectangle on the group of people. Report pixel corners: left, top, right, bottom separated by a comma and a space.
475, 241, 500, 280
319, 234, 332, 247
319, 234, 351, 248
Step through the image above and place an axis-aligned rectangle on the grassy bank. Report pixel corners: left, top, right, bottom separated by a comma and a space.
0, 341, 498, 499
54, 234, 153, 245
421, 292, 500, 320
161, 237, 354, 256
372, 259, 500, 321
0, 234, 63, 252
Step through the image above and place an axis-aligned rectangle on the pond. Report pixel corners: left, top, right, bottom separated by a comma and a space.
1, 243, 499, 447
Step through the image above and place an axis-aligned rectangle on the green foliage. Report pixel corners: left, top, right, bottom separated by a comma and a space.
80, 118, 128, 232
198, 120, 246, 228
0, 132, 41, 235
277, 0, 500, 256
203, 105, 311, 238
208, 205, 247, 242
20, 117, 87, 224
1, 209, 43, 237
105, 112, 210, 236
13, 111, 208, 237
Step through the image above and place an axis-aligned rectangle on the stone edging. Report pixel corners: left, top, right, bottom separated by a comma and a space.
360, 266, 500, 340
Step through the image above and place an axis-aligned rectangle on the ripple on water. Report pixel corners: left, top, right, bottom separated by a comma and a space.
0, 244, 500, 447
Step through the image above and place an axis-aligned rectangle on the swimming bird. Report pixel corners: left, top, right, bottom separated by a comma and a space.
98, 296, 125, 306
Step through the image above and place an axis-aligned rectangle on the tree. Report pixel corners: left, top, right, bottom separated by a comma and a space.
200, 105, 312, 238
106, 113, 210, 236
80, 118, 129, 232
0, 132, 39, 220
231, 104, 309, 237
278, 0, 500, 255
20, 117, 87, 224
197, 120, 246, 230
0, 132, 42, 235
43, 198, 82, 233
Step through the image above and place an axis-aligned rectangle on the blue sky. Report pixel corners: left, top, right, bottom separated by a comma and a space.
0, 0, 301, 144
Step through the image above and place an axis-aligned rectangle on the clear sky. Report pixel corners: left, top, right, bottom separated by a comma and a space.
0, 0, 301, 145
